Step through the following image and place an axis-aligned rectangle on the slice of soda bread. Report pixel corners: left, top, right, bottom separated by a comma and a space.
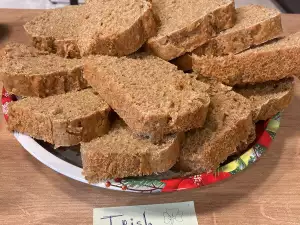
173, 5, 282, 71
235, 78, 294, 121
0, 43, 87, 97
84, 54, 210, 141
24, 0, 157, 58
177, 76, 253, 172
146, 0, 235, 60
194, 5, 282, 57
81, 120, 181, 182
192, 32, 300, 85
8, 89, 111, 147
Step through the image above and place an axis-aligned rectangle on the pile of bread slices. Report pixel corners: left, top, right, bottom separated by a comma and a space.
0, 0, 298, 183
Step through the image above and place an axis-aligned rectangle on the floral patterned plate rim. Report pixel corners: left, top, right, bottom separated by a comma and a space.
2, 88, 280, 193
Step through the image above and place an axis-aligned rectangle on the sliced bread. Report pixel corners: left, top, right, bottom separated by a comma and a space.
177, 79, 253, 172
235, 78, 294, 121
194, 5, 282, 57
173, 5, 282, 71
0, 43, 87, 97
7, 89, 111, 147
0, 42, 47, 59
81, 120, 181, 182
84, 54, 210, 141
145, 0, 235, 61
236, 124, 256, 153
24, 0, 157, 58
192, 32, 300, 85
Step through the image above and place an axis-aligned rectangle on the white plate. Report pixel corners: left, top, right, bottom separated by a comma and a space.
13, 132, 111, 189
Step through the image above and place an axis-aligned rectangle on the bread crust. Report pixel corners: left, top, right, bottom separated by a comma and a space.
194, 6, 282, 56
78, 5, 157, 57
192, 41, 300, 85
81, 122, 181, 182
236, 124, 256, 153
173, 5, 282, 71
235, 78, 294, 121
253, 90, 293, 121
24, 1, 157, 58
2, 66, 87, 98
0, 43, 88, 97
146, 0, 235, 61
177, 85, 253, 172
7, 90, 111, 147
83, 55, 210, 140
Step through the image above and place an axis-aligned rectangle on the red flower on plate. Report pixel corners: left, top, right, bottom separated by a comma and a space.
200, 172, 231, 185
161, 177, 199, 192
161, 172, 231, 192
257, 131, 272, 148
2, 89, 13, 121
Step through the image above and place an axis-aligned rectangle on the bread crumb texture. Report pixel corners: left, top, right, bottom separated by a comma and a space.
24, 0, 157, 58
192, 32, 300, 85
235, 78, 294, 121
177, 77, 253, 172
0, 43, 87, 97
146, 0, 235, 60
8, 89, 111, 147
84, 54, 210, 139
81, 120, 180, 182
193, 5, 282, 56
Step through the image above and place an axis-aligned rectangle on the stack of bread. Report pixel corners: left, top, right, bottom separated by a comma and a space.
0, 0, 297, 184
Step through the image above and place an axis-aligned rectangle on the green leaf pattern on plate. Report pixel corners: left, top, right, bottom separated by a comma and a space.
122, 178, 165, 189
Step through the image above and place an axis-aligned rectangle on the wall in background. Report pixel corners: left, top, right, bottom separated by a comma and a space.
0, 0, 281, 10
0, 0, 62, 9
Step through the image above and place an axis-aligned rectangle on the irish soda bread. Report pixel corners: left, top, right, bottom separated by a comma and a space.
173, 4, 282, 71
194, 5, 282, 56
0, 43, 87, 97
84, 54, 210, 140
2, 0, 297, 183
81, 120, 181, 182
235, 78, 294, 121
24, 0, 157, 58
236, 125, 256, 153
0, 42, 47, 59
146, 0, 235, 60
192, 32, 300, 85
177, 81, 253, 172
8, 89, 111, 147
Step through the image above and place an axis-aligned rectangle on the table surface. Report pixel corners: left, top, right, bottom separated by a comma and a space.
1, 9, 300, 225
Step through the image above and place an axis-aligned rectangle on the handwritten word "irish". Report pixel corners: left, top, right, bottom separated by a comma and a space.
101, 211, 152, 225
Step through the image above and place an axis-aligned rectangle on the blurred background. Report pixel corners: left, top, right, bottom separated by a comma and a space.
0, 0, 299, 13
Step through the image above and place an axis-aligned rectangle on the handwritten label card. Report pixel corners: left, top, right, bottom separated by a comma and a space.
93, 201, 198, 225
